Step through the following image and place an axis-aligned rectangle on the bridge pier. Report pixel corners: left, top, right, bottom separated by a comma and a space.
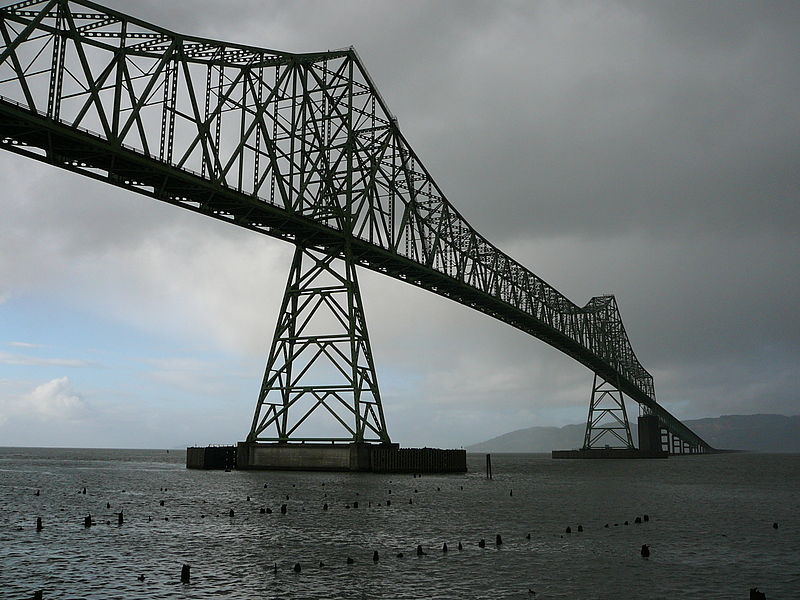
637, 415, 662, 452
553, 381, 668, 458
234, 442, 466, 473
186, 443, 467, 473
231, 244, 464, 472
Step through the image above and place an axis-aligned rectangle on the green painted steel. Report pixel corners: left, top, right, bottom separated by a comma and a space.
247, 244, 390, 443
583, 373, 635, 451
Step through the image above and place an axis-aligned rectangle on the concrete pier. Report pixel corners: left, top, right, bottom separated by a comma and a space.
237, 442, 467, 473
187, 442, 467, 473
236, 442, 366, 471
637, 415, 663, 453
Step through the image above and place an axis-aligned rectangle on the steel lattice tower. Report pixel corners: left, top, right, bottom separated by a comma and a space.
583, 373, 635, 449
247, 244, 390, 444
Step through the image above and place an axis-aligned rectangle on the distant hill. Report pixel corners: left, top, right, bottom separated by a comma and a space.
685, 414, 800, 452
467, 423, 585, 453
466, 414, 800, 453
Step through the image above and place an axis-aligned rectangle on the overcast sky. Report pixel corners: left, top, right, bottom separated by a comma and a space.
0, 0, 798, 448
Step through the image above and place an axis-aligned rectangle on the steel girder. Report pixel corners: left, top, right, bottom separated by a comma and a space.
0, 0, 713, 451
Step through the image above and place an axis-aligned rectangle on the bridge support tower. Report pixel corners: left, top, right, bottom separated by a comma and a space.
246, 244, 390, 446
236, 244, 465, 472
582, 373, 634, 450
552, 376, 668, 458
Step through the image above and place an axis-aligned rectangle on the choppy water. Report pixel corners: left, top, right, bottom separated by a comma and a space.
0, 448, 797, 599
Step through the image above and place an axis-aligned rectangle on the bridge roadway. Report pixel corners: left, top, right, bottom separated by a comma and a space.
0, 0, 711, 451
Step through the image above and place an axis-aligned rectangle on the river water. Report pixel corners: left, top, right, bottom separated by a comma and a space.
0, 448, 796, 599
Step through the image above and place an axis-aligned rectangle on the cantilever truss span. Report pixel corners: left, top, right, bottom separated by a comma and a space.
0, 0, 712, 452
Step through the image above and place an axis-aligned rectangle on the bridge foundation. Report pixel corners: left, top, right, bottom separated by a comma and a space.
185, 442, 467, 473
237, 442, 371, 471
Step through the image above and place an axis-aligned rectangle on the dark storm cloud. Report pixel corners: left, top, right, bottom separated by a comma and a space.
97, 1, 799, 239
410, 1, 800, 242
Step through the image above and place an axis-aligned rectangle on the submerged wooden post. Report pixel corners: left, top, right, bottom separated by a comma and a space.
486, 454, 493, 479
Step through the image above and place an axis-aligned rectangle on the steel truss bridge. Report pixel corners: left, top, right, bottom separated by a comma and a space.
0, 0, 712, 454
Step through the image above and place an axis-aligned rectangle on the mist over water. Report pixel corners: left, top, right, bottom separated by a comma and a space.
1, 448, 796, 599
